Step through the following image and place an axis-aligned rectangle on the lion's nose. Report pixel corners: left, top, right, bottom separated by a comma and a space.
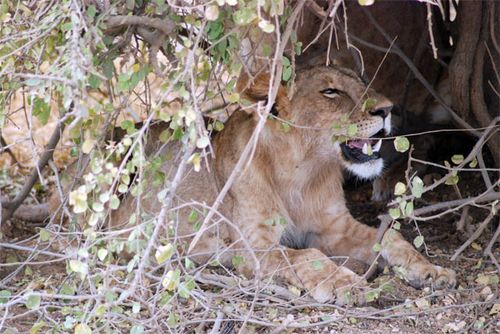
369, 106, 393, 118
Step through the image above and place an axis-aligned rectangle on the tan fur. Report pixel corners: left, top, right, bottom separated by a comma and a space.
49, 66, 456, 305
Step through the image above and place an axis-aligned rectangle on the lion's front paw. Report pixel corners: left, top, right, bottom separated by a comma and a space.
306, 266, 368, 305
402, 264, 457, 289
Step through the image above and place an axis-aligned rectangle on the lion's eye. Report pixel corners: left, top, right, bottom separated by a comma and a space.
320, 88, 342, 98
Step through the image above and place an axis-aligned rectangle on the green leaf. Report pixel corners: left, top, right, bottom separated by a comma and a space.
389, 207, 401, 219
282, 66, 292, 81
394, 136, 410, 153
25, 78, 41, 86
411, 176, 424, 198
372, 243, 382, 252
231, 255, 245, 267
130, 325, 144, 334
26, 294, 41, 310
312, 260, 323, 270
394, 182, 406, 196
0, 290, 11, 304
97, 248, 108, 261
39, 228, 50, 242
167, 312, 179, 327
405, 201, 414, 217
362, 98, 377, 112
469, 158, 478, 168
233, 8, 256, 26
155, 243, 174, 264
32, 97, 50, 125
188, 210, 199, 223
445, 173, 459, 185
347, 124, 358, 137
86, 5, 96, 18
109, 195, 120, 210
451, 154, 464, 164
413, 236, 424, 248
364, 289, 380, 302
60, 283, 75, 296
30, 321, 46, 334
393, 221, 401, 230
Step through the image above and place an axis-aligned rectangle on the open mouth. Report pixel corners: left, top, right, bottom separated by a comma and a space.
340, 129, 386, 163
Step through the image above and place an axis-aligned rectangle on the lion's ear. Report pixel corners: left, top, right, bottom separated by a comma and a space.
237, 72, 290, 118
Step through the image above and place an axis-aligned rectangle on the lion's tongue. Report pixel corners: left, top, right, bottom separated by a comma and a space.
348, 139, 371, 149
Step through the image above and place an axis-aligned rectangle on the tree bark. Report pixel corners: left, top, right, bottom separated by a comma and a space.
449, 1, 482, 120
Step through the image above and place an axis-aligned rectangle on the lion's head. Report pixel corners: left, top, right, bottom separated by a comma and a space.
240, 66, 394, 180
290, 66, 393, 179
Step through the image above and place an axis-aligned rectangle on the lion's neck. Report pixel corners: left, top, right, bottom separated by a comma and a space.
260, 125, 348, 211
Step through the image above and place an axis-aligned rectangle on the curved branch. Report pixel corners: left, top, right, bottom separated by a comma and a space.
1, 116, 67, 224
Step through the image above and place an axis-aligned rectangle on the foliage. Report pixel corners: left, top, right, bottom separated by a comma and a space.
0, 0, 498, 332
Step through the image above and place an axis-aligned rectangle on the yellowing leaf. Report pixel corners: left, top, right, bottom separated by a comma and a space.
81, 139, 95, 154
155, 244, 174, 264
358, 0, 375, 6
162, 269, 180, 291
471, 242, 482, 251
188, 153, 201, 172
490, 303, 500, 315
205, 5, 219, 21
415, 298, 430, 309
288, 285, 301, 297
394, 182, 406, 196
39, 228, 50, 242
451, 154, 464, 164
74, 323, 92, 334
362, 98, 377, 112
69, 260, 88, 278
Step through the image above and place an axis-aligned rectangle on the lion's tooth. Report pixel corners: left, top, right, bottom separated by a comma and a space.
362, 142, 369, 155
373, 139, 382, 152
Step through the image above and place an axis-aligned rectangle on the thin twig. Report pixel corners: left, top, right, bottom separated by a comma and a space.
451, 206, 498, 261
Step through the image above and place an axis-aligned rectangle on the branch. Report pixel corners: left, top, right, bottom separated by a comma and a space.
449, 1, 482, 120
1, 203, 49, 223
356, 8, 479, 137
451, 206, 498, 261
1, 118, 66, 224
387, 117, 499, 207
0, 135, 21, 166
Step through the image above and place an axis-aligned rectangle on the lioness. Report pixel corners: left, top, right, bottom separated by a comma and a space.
52, 66, 456, 305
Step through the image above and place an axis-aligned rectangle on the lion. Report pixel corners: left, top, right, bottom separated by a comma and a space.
49, 65, 456, 305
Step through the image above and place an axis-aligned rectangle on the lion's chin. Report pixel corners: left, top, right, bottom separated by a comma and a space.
345, 158, 384, 180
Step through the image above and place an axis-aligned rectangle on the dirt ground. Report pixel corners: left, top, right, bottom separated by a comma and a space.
0, 150, 498, 333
